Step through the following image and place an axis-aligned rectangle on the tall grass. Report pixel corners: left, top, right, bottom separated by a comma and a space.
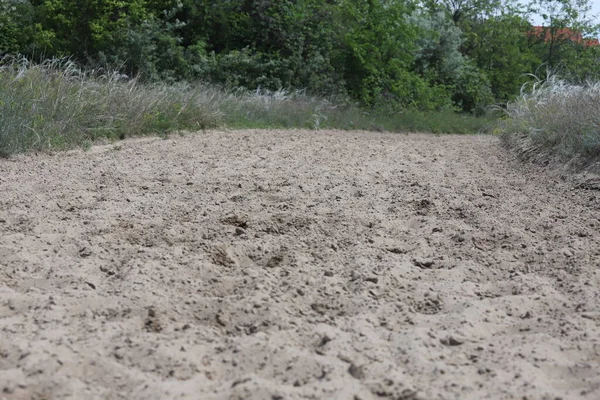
0, 57, 222, 155
220, 89, 496, 134
500, 74, 600, 167
0, 57, 495, 156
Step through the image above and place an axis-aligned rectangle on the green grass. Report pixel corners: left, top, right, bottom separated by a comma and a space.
0, 57, 496, 156
498, 74, 600, 168
220, 90, 496, 134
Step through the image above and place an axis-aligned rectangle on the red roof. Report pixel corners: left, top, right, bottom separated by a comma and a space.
529, 26, 599, 47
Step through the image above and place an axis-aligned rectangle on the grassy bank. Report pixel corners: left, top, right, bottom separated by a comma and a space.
0, 58, 222, 156
499, 75, 600, 169
221, 92, 495, 135
0, 58, 495, 156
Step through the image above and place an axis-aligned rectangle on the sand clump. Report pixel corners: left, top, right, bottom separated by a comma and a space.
0, 129, 599, 399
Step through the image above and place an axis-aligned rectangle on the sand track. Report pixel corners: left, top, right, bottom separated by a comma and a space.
0, 130, 599, 400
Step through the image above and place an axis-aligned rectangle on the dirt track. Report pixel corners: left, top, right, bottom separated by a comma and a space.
1, 129, 599, 400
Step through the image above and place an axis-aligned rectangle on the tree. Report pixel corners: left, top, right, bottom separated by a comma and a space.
0, 0, 20, 54
0, 0, 54, 56
467, 12, 541, 101
422, 0, 503, 23
333, 0, 453, 110
528, 0, 600, 71
23, 0, 191, 79
410, 9, 494, 112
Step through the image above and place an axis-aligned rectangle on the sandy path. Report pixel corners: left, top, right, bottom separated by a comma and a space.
0, 130, 599, 400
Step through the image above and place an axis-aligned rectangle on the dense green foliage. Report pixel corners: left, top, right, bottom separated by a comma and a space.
1, 0, 599, 112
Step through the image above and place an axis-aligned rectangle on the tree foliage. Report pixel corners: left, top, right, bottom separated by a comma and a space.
1, 0, 599, 112
527, 0, 600, 80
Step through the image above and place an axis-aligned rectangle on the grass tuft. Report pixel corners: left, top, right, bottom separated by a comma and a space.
0, 56, 221, 155
498, 73, 600, 169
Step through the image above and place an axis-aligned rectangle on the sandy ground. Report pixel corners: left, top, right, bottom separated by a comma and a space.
0, 129, 599, 400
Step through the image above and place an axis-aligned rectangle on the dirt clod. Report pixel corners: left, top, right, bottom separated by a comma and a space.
144, 307, 162, 332
440, 336, 465, 346
85, 281, 96, 290
412, 258, 435, 269
348, 363, 366, 380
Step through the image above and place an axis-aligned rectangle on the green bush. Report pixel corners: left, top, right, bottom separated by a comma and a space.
452, 64, 494, 115
97, 16, 190, 82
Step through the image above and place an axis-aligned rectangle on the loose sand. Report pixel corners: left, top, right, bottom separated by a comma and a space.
0, 130, 599, 400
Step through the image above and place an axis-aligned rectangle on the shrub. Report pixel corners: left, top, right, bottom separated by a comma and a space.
452, 64, 494, 115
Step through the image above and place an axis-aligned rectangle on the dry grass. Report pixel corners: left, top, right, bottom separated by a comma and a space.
500, 73, 600, 169
0, 57, 221, 155
0, 57, 496, 156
